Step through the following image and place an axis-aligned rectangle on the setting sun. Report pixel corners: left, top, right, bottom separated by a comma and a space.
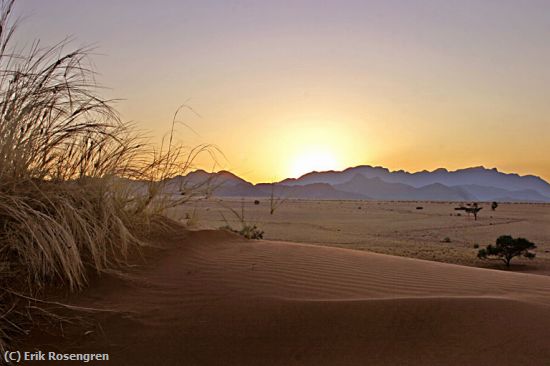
6, 1, 550, 365
290, 148, 339, 178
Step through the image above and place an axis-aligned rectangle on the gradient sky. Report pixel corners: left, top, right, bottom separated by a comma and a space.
15, 0, 550, 182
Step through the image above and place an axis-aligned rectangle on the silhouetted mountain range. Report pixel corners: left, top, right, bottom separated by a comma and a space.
166, 170, 365, 200
167, 166, 550, 202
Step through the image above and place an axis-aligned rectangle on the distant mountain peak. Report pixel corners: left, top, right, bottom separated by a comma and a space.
178, 166, 550, 202
277, 165, 550, 201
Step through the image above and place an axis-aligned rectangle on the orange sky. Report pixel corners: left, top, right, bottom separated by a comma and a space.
16, 0, 550, 183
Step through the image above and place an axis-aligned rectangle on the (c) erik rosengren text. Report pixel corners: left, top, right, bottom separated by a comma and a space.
3, 350, 109, 363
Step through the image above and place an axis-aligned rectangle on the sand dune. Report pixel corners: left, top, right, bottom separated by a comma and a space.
24, 230, 550, 365
185, 200, 550, 273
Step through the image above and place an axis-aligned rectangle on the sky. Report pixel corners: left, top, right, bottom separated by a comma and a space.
14, 0, 550, 183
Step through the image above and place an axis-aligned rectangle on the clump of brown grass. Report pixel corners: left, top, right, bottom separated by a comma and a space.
217, 199, 264, 239
0, 0, 215, 350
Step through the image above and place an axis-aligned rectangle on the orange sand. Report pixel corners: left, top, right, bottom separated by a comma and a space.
23, 230, 550, 365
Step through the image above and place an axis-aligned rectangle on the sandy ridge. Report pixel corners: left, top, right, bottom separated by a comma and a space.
23, 230, 550, 365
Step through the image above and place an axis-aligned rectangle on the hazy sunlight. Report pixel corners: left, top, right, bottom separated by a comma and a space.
290, 148, 339, 178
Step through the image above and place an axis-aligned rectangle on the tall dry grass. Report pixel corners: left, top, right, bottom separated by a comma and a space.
0, 0, 214, 350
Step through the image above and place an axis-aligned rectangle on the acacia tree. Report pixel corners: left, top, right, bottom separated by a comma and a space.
455, 203, 482, 220
467, 205, 482, 220
477, 235, 536, 268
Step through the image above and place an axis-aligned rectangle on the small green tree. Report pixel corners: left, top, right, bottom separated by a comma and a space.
477, 235, 536, 268
491, 201, 498, 211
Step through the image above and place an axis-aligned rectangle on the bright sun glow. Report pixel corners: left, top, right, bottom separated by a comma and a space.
290, 148, 339, 178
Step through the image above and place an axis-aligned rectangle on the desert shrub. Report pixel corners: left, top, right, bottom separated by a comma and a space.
269, 183, 286, 215
0, 0, 213, 351
239, 224, 264, 239
0, 3, 141, 290
217, 199, 263, 239
491, 201, 499, 211
184, 209, 199, 228
219, 225, 234, 232
442, 237, 451, 243
254, 200, 260, 205
473, 243, 479, 249
220, 224, 264, 240
477, 235, 537, 268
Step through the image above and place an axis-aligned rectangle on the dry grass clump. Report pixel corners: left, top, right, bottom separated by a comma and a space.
0, 0, 213, 350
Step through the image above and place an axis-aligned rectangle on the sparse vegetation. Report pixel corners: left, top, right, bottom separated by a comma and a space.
238, 224, 264, 239
220, 224, 264, 239
455, 203, 482, 220
218, 199, 264, 239
477, 235, 537, 268
0, 1, 213, 351
184, 209, 199, 228
269, 183, 287, 215
442, 237, 451, 243
491, 201, 498, 211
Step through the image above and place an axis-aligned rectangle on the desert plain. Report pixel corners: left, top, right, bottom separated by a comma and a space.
20, 199, 550, 365
173, 199, 550, 274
